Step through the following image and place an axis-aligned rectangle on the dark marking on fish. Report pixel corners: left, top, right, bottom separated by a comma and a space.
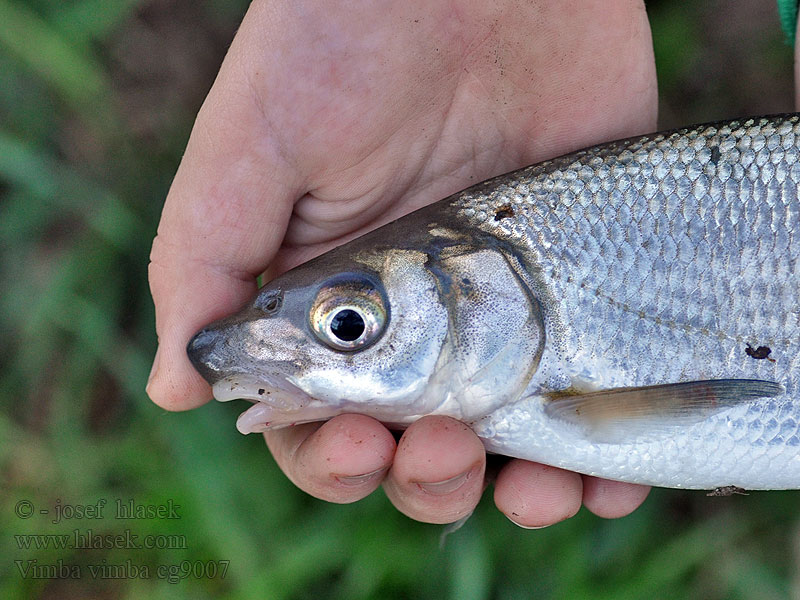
424, 253, 453, 296
745, 344, 774, 362
459, 277, 474, 295
706, 485, 748, 497
422, 238, 487, 303
494, 204, 515, 221
710, 145, 721, 165
258, 388, 265, 395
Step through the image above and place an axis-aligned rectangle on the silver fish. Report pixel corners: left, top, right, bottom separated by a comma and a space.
189, 115, 800, 490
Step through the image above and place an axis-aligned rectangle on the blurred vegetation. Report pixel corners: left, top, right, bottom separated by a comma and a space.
0, 0, 798, 598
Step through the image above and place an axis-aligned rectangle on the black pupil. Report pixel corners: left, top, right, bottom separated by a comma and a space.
330, 309, 365, 342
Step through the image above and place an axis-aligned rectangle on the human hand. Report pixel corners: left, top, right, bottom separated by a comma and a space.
147, 0, 656, 526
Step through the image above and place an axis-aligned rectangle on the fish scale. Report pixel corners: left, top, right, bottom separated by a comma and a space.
454, 115, 800, 487
189, 115, 800, 490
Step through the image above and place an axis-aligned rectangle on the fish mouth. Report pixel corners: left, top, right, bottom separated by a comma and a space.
212, 374, 342, 434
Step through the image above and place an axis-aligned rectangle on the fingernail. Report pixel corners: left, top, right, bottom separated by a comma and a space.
335, 467, 388, 486
506, 515, 549, 530
415, 469, 473, 496
146, 347, 161, 393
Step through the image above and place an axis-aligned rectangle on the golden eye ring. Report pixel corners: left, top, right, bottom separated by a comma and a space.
309, 277, 388, 351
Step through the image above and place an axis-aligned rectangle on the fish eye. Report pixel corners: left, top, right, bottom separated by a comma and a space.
309, 276, 388, 351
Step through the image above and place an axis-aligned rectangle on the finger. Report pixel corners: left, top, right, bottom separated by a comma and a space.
146, 4, 302, 411
581, 477, 650, 519
493, 460, 583, 529
382, 416, 485, 524
263, 414, 396, 503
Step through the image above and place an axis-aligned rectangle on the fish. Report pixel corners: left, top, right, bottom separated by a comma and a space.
188, 114, 800, 491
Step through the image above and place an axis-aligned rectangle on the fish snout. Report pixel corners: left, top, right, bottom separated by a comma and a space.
187, 327, 226, 385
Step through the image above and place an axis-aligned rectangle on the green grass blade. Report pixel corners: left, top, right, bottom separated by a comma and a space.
0, 0, 110, 109
50, 0, 144, 44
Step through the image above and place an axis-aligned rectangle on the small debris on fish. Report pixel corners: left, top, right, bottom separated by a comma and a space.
706, 486, 749, 497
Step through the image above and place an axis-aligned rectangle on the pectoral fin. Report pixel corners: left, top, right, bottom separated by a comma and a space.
544, 379, 783, 442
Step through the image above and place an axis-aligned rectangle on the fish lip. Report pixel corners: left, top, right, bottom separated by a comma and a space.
212, 374, 343, 434
212, 373, 310, 405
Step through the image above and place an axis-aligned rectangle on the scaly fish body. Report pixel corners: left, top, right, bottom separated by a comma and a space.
189, 115, 800, 490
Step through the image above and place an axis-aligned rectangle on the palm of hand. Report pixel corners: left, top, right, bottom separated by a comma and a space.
149, 0, 657, 525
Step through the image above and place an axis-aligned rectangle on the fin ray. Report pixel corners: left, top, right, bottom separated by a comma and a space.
544, 379, 783, 442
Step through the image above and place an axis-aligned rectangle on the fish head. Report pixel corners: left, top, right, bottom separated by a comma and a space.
188, 205, 546, 433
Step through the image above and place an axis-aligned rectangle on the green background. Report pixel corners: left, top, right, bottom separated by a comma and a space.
1, 1, 798, 598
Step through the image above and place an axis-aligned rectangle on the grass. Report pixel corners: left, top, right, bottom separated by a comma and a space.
0, 1, 798, 598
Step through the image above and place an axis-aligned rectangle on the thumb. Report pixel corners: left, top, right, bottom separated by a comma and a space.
146, 8, 301, 411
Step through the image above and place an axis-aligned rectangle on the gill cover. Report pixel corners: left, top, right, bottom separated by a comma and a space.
412, 240, 546, 421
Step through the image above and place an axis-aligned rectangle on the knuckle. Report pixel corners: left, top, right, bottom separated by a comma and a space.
382, 464, 484, 525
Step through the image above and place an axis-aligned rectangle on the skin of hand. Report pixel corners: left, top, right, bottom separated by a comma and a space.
147, 0, 657, 526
